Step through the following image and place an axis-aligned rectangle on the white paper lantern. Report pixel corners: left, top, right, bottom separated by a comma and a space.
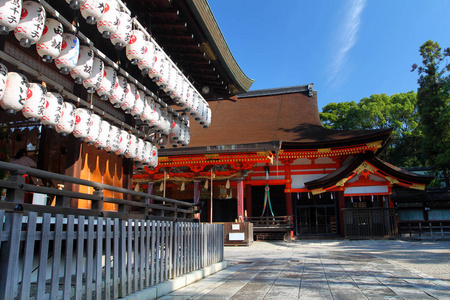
181, 125, 191, 146
148, 101, 162, 130
84, 113, 101, 145
124, 134, 138, 159
97, 66, 116, 100
163, 66, 178, 95
105, 124, 120, 153
1, 72, 28, 115
55, 33, 79, 74
191, 96, 203, 121
70, 45, 94, 84
105, 125, 121, 154
41, 91, 63, 128
189, 92, 200, 117
80, 0, 104, 25
169, 116, 182, 145
55, 102, 76, 136
202, 106, 212, 128
0, 0, 22, 35
115, 129, 129, 156
110, 11, 131, 50
177, 118, 186, 145
83, 57, 104, 93
140, 95, 153, 124
73, 107, 91, 140
36, 18, 63, 63
154, 58, 170, 88
109, 74, 126, 108
121, 82, 136, 114
97, 0, 119, 38
143, 141, 152, 165
149, 144, 158, 167
158, 108, 171, 136
138, 41, 155, 75
65, 0, 87, 10
136, 138, 145, 162
0, 63, 8, 100
144, 142, 158, 168
174, 80, 188, 106
14, 1, 46, 48
131, 89, 144, 119
22, 82, 46, 121
170, 74, 183, 100
126, 29, 146, 65
198, 100, 207, 124
180, 86, 194, 112
148, 49, 163, 79
94, 119, 110, 150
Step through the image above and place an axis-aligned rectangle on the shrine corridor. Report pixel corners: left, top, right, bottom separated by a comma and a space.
159, 240, 450, 299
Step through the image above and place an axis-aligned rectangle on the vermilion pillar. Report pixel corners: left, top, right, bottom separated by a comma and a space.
237, 178, 244, 222
285, 193, 293, 216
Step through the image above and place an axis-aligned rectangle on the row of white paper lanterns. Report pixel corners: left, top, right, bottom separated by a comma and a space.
0, 66, 168, 167
0, 0, 212, 128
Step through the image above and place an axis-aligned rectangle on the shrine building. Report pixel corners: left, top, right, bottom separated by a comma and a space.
135, 84, 434, 237
0, 0, 434, 238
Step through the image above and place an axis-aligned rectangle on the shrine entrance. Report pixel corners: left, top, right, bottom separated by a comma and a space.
294, 192, 339, 236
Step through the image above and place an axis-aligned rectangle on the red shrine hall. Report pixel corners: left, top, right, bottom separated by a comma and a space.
0, 0, 433, 239
134, 84, 433, 237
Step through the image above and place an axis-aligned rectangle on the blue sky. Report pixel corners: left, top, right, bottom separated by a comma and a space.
208, 0, 450, 110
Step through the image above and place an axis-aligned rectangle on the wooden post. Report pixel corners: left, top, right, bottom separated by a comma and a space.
92, 188, 104, 212
193, 180, 201, 220
338, 191, 345, 236
245, 184, 252, 218
237, 178, 244, 222
0, 170, 26, 299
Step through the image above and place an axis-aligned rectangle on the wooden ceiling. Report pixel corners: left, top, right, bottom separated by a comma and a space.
124, 0, 252, 101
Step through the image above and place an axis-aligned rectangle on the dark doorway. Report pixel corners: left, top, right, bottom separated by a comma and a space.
213, 198, 237, 222
294, 192, 338, 235
251, 185, 286, 217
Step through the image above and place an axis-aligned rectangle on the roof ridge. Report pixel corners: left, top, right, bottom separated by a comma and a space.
237, 84, 314, 98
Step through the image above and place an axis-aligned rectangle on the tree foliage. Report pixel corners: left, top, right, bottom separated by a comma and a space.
413, 40, 450, 186
320, 92, 424, 167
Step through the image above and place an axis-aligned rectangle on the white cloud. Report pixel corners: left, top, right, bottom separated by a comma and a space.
328, 0, 366, 86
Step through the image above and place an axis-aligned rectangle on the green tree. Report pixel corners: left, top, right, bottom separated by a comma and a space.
320, 101, 357, 130
413, 40, 450, 186
320, 92, 424, 167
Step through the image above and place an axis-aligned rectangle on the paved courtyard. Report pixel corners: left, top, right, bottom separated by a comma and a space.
160, 239, 450, 299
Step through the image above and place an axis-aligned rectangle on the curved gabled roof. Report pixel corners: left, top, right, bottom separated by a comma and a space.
186, 0, 255, 93
304, 152, 434, 191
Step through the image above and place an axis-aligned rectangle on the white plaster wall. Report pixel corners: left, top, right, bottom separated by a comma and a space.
291, 174, 327, 189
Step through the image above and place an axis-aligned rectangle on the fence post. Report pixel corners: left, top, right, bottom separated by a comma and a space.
0, 211, 23, 300
92, 188, 104, 212
0, 170, 26, 299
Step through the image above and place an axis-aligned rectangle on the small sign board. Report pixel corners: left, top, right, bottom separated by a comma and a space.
231, 224, 240, 231
229, 232, 245, 241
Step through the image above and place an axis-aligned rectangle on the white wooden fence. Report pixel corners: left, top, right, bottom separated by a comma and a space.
0, 210, 224, 300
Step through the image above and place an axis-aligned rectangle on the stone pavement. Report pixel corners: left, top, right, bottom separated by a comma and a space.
159, 240, 450, 299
